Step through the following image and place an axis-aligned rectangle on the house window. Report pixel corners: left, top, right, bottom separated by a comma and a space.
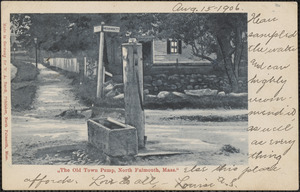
170, 40, 178, 53
167, 39, 182, 54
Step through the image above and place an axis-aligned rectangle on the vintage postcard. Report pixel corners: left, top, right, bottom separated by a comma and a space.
1, 1, 298, 190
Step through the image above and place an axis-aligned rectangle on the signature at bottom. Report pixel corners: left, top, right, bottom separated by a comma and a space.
175, 176, 215, 189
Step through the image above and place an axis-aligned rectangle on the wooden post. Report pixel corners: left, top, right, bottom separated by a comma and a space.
122, 42, 145, 149
96, 22, 105, 98
94, 23, 120, 98
84, 57, 87, 77
35, 43, 38, 68
103, 66, 106, 84
34, 38, 38, 68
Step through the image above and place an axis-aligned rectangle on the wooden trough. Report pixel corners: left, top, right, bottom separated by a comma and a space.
87, 117, 138, 157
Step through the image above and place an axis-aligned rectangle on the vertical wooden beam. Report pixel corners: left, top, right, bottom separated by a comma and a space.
84, 57, 87, 77
122, 42, 145, 149
96, 22, 105, 98
103, 66, 106, 84
35, 45, 38, 68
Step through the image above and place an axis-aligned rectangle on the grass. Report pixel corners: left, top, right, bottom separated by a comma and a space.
144, 94, 247, 109
11, 61, 39, 111
163, 114, 248, 122
86, 92, 248, 110
12, 61, 39, 82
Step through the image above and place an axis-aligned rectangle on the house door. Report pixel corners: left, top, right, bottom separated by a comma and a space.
142, 41, 152, 73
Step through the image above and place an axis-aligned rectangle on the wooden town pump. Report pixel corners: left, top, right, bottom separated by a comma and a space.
89, 23, 145, 157
94, 22, 145, 149
122, 39, 145, 149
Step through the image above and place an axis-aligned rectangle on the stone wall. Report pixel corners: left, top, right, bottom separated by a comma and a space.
108, 72, 248, 99
143, 73, 247, 94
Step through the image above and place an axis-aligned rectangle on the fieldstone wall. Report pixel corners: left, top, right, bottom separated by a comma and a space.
107, 73, 248, 99
143, 73, 247, 94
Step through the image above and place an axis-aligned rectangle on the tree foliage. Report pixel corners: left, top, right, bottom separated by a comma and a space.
11, 13, 156, 55
11, 13, 247, 92
155, 13, 247, 92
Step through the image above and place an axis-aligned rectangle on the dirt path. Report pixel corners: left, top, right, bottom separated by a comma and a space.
23, 64, 87, 117
12, 64, 89, 164
12, 65, 247, 165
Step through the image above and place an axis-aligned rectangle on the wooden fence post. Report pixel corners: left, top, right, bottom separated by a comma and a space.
122, 41, 145, 149
84, 57, 87, 77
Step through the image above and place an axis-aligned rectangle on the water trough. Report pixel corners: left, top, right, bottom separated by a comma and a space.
87, 117, 138, 157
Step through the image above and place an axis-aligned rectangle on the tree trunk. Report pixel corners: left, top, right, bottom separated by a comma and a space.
216, 34, 239, 93
233, 27, 243, 79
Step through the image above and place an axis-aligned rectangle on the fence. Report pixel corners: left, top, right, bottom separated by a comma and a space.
48, 58, 79, 73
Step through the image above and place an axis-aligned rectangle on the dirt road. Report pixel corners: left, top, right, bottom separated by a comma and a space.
12, 64, 89, 164
12, 65, 248, 165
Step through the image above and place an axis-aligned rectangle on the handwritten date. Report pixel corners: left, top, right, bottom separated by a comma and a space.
172, 3, 241, 13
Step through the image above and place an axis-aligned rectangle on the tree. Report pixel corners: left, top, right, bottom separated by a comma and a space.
210, 14, 247, 92
11, 13, 247, 92
155, 13, 247, 92
10, 13, 156, 56
11, 14, 70, 51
